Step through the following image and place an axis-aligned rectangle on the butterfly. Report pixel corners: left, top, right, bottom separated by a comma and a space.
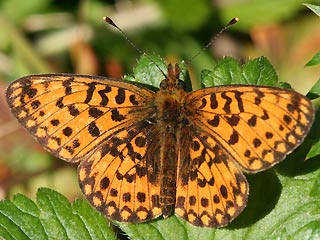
6, 61, 314, 227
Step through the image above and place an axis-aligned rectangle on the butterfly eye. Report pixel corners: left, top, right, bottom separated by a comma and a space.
177, 80, 185, 89
160, 80, 168, 89
181, 117, 190, 125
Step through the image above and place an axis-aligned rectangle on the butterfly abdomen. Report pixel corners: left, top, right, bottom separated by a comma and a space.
159, 130, 178, 217
155, 85, 188, 217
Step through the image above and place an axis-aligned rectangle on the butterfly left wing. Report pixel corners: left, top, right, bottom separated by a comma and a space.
175, 129, 248, 227
175, 85, 314, 227
185, 85, 314, 172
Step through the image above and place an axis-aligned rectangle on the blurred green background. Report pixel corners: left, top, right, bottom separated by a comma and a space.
0, 0, 319, 203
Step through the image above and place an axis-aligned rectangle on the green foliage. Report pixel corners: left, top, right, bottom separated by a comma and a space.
201, 57, 279, 87
304, 3, 320, 16
125, 55, 192, 91
306, 51, 320, 67
0, 188, 116, 240
307, 79, 320, 100
124, 55, 167, 89
306, 78, 320, 160
1, 56, 319, 240
0, 0, 317, 84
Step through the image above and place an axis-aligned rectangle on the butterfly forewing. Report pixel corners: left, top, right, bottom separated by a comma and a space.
186, 85, 314, 172
6, 74, 155, 162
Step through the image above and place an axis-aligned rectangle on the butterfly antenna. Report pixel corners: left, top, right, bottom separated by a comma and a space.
185, 17, 239, 65
103, 16, 167, 78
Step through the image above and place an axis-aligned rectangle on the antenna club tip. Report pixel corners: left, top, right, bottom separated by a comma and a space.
103, 16, 116, 26
229, 17, 239, 25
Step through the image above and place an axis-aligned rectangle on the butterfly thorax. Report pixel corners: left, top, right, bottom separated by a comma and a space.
155, 63, 188, 124
154, 64, 189, 217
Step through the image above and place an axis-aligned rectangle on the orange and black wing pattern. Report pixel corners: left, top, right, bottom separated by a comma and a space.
6, 74, 164, 222
6, 74, 155, 162
175, 85, 314, 227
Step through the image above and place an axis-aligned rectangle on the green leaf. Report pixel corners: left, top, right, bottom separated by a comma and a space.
307, 141, 320, 160
303, 3, 320, 16
306, 78, 320, 100
306, 97, 320, 160
305, 51, 320, 67
201, 56, 278, 87
242, 57, 278, 86
310, 79, 320, 96
124, 55, 167, 89
0, 195, 46, 240
310, 172, 320, 197
72, 199, 114, 240
201, 57, 246, 87
0, 188, 116, 240
125, 55, 192, 91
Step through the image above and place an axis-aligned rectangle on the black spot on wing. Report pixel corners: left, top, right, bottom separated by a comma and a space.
88, 122, 100, 137
234, 91, 244, 112
63, 77, 73, 95
115, 88, 126, 104
84, 82, 96, 104
111, 109, 125, 121
68, 105, 80, 116
89, 107, 104, 118
221, 92, 232, 114
31, 100, 40, 109
98, 86, 111, 106
208, 116, 220, 127
210, 94, 218, 109
129, 94, 139, 105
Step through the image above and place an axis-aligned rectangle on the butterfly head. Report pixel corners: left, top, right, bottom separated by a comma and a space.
159, 64, 185, 92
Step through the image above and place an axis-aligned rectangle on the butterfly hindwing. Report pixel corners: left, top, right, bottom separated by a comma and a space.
175, 129, 248, 227
78, 120, 162, 223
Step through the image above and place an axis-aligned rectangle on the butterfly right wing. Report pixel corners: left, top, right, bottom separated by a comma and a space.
6, 74, 155, 162
7, 73, 163, 222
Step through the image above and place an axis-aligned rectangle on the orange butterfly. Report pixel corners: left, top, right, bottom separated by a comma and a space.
6, 61, 314, 227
